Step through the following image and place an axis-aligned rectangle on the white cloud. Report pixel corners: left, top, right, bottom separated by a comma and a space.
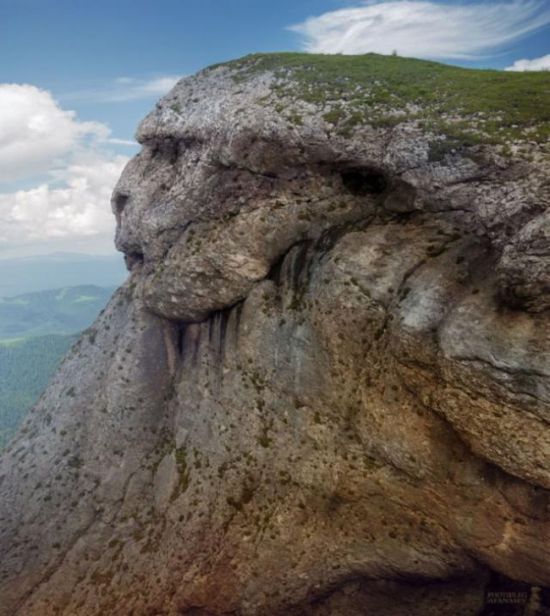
505, 53, 550, 70
112, 75, 181, 100
289, 0, 550, 60
106, 138, 138, 146
0, 154, 128, 248
0, 84, 109, 182
63, 75, 181, 103
0, 83, 129, 254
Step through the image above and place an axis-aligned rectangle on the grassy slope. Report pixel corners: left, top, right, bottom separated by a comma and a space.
218, 52, 550, 146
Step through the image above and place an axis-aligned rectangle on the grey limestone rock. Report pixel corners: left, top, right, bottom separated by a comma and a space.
0, 54, 549, 615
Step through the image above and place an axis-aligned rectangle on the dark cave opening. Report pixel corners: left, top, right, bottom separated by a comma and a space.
341, 167, 388, 196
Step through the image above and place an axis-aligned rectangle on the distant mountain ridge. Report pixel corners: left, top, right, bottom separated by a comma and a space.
0, 252, 127, 297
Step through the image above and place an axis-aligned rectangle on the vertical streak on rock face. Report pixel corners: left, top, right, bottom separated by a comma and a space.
162, 320, 178, 377
0, 55, 549, 615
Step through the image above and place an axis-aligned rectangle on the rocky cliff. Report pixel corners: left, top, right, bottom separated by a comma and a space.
1, 53, 549, 615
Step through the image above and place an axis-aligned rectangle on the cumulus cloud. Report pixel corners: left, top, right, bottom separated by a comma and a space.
505, 53, 550, 70
0, 83, 129, 254
63, 75, 181, 103
289, 0, 550, 60
0, 84, 110, 182
0, 154, 127, 246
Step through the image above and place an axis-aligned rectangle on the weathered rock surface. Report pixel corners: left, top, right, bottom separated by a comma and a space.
1, 54, 549, 615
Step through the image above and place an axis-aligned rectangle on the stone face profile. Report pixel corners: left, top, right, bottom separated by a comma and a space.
0, 54, 549, 615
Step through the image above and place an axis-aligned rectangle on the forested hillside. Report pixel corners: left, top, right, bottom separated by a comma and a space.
0, 285, 114, 448
0, 285, 114, 340
0, 335, 76, 448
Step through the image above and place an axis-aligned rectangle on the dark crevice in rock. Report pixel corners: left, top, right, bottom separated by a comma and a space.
113, 193, 129, 228
284, 571, 493, 616
217, 160, 281, 181
179, 608, 238, 616
113, 193, 128, 215
267, 240, 311, 286
147, 135, 202, 163
497, 285, 550, 314
451, 354, 550, 381
340, 166, 388, 196
124, 251, 144, 271
288, 241, 313, 291
266, 240, 317, 314
176, 323, 187, 357
208, 306, 235, 362
171, 299, 244, 368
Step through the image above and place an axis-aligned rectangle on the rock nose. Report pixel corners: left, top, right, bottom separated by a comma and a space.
111, 190, 145, 271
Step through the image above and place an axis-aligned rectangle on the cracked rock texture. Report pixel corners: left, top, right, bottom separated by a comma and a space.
0, 54, 549, 615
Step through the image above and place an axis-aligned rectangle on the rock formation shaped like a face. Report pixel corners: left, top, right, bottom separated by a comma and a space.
0, 56, 549, 616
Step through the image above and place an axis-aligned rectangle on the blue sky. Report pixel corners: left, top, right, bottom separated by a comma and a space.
1, 0, 338, 145
2, 0, 549, 143
1, 0, 549, 257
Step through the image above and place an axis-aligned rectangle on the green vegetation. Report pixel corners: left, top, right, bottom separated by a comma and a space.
0, 285, 114, 448
0, 285, 114, 340
216, 52, 550, 145
0, 334, 76, 448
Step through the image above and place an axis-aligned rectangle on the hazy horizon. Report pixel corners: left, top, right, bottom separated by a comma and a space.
0, 251, 127, 298
0, 247, 122, 261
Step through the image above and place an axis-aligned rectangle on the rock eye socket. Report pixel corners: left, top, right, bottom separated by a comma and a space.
341, 167, 388, 195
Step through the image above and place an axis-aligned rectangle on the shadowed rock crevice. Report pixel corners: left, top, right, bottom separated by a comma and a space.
340, 166, 388, 196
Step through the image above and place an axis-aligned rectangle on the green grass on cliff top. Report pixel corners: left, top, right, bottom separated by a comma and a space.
216, 52, 550, 145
